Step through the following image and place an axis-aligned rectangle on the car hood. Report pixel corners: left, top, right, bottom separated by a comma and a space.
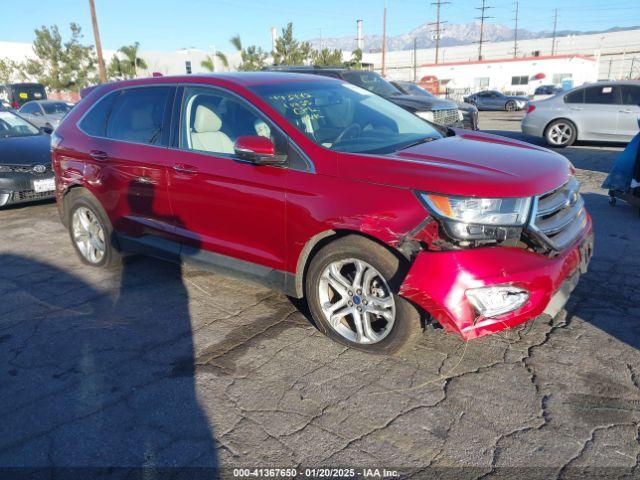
338, 131, 571, 198
0, 134, 51, 166
385, 94, 458, 112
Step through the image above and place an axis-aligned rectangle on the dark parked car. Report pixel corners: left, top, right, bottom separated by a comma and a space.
52, 73, 593, 353
463, 90, 529, 111
0, 83, 47, 109
269, 67, 465, 129
0, 110, 55, 207
392, 80, 478, 130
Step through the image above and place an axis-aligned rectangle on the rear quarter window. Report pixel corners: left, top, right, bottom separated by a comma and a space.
78, 90, 119, 137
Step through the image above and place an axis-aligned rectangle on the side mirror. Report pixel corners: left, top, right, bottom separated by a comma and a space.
234, 136, 285, 166
41, 125, 54, 135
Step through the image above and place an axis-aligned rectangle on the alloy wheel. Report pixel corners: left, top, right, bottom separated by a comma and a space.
318, 258, 396, 344
71, 206, 106, 264
548, 122, 573, 146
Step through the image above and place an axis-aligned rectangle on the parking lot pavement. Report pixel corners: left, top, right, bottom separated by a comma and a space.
1, 111, 639, 477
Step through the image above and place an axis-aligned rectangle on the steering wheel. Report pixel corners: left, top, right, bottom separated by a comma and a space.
334, 123, 362, 144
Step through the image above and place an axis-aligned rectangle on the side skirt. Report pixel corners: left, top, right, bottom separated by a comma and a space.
116, 234, 298, 297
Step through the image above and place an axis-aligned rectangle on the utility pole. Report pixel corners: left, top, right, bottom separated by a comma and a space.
381, 0, 387, 77
630, 57, 636, 79
512, 1, 519, 58
551, 9, 558, 56
88, 0, 107, 83
413, 37, 417, 81
429, 0, 450, 64
475, 0, 492, 61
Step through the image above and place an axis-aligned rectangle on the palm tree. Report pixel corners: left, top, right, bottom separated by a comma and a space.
200, 55, 215, 72
230, 35, 242, 53
215, 51, 229, 69
118, 42, 147, 78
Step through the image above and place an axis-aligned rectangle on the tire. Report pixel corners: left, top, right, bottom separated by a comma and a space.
66, 189, 123, 269
305, 235, 423, 354
544, 119, 577, 147
505, 100, 517, 111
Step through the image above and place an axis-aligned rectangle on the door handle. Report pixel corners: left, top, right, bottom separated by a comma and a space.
569, 107, 583, 111
89, 150, 108, 161
136, 176, 157, 185
619, 109, 633, 113
172, 163, 198, 174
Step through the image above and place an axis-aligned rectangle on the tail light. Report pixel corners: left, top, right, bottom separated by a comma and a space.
11, 101, 19, 109
526, 104, 536, 114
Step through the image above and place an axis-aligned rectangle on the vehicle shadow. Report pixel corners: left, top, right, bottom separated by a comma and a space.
0, 181, 219, 478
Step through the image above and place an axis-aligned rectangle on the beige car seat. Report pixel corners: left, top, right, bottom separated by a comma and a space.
191, 104, 234, 154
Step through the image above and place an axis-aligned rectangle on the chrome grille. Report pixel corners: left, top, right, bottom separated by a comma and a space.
432, 108, 460, 126
529, 177, 587, 251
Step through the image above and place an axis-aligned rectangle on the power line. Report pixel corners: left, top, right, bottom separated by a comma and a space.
512, 1, 519, 58
475, 0, 493, 60
428, 0, 450, 64
551, 9, 558, 55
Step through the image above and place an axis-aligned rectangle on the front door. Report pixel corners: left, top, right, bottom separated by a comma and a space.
167, 86, 287, 272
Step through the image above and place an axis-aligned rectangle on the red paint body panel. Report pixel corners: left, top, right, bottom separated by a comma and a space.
52, 73, 594, 341
400, 214, 593, 340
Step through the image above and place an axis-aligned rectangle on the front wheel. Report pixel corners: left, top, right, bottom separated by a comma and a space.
544, 119, 577, 147
305, 236, 423, 354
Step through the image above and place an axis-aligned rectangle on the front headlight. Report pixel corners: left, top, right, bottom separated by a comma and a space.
415, 111, 434, 122
418, 192, 532, 243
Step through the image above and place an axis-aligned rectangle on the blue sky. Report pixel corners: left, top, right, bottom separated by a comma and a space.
2, 0, 639, 52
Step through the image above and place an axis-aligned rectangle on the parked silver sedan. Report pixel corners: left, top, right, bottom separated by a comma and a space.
522, 81, 640, 147
463, 90, 528, 111
17, 100, 72, 131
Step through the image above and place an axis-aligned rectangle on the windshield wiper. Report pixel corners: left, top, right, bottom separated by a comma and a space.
399, 136, 439, 150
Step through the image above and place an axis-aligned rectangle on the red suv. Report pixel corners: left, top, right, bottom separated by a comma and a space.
52, 73, 593, 353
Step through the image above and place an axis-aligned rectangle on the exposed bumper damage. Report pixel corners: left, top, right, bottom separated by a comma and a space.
399, 216, 593, 340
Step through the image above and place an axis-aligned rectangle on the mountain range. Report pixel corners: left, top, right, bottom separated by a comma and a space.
308, 22, 640, 52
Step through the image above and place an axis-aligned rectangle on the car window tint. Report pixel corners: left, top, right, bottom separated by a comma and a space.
620, 85, 640, 106
20, 103, 40, 114
584, 85, 620, 105
105, 87, 171, 145
564, 89, 584, 104
79, 91, 119, 137
179, 86, 287, 157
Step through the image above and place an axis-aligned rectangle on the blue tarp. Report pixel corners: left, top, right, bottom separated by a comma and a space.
602, 133, 640, 193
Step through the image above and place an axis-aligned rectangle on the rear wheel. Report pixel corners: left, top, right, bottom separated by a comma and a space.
67, 190, 123, 269
305, 236, 423, 354
505, 100, 517, 111
545, 119, 577, 147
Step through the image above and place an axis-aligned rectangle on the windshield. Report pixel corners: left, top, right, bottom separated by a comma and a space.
0, 111, 40, 138
341, 71, 403, 97
42, 102, 71, 115
251, 81, 443, 154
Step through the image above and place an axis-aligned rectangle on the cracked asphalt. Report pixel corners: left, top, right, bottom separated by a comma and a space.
1, 111, 639, 479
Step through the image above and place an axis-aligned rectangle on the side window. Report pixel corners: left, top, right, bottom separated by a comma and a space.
620, 85, 640, 106
564, 89, 584, 104
21, 103, 40, 114
179, 87, 287, 157
584, 85, 620, 105
79, 91, 119, 137
105, 87, 172, 145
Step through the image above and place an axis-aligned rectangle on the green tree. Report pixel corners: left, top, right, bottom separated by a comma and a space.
118, 42, 147, 78
106, 54, 126, 79
272, 23, 312, 66
24, 23, 97, 92
311, 48, 343, 67
347, 48, 363, 69
0, 58, 18, 83
215, 51, 229, 69
229, 34, 267, 71
200, 55, 215, 72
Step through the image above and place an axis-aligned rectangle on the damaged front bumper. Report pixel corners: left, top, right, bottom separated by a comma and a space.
399, 216, 593, 340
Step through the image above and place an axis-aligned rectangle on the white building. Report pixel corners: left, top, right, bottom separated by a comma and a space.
401, 54, 599, 97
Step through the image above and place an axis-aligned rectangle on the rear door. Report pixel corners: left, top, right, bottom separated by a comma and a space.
618, 84, 640, 140
77, 85, 177, 240
578, 85, 621, 141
